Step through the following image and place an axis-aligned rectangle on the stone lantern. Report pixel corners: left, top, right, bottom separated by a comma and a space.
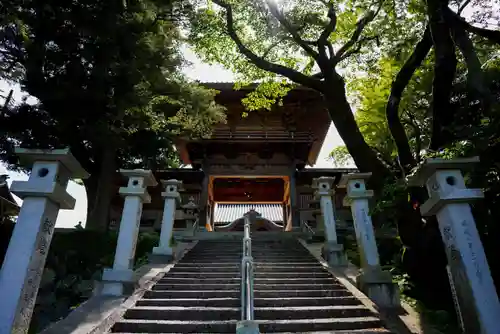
182, 196, 199, 233
308, 198, 324, 234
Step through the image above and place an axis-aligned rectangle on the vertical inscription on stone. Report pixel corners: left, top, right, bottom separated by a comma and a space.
13, 216, 55, 333
439, 218, 481, 333
461, 219, 483, 283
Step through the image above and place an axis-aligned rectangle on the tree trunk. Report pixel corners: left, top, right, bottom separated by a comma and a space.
323, 80, 392, 187
84, 146, 117, 231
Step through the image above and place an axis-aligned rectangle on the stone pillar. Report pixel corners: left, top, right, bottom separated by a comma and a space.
312, 177, 347, 266
101, 170, 157, 296
408, 157, 500, 334
340, 173, 400, 308
0, 148, 88, 334
151, 179, 181, 262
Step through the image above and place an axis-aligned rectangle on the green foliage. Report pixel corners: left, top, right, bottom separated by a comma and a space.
0, 0, 226, 172
328, 146, 353, 167
0, 0, 226, 229
189, 0, 412, 110
241, 80, 292, 113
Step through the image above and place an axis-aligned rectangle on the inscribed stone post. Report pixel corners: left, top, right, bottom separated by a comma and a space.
151, 179, 181, 262
408, 157, 500, 334
312, 177, 347, 266
339, 173, 400, 308
101, 169, 157, 296
0, 148, 88, 334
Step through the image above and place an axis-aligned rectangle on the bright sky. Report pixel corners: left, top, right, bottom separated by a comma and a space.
0, 47, 345, 228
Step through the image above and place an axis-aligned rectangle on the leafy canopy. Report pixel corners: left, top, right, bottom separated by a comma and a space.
0, 0, 226, 172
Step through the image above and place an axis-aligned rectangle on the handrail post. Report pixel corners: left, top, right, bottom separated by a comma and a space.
237, 210, 260, 334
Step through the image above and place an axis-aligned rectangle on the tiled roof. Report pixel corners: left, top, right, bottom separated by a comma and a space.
213, 203, 283, 224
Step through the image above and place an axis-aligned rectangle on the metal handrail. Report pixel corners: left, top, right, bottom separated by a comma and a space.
241, 214, 255, 322
302, 220, 315, 236
191, 217, 200, 236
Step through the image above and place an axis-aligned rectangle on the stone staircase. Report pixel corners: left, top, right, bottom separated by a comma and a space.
110, 239, 393, 333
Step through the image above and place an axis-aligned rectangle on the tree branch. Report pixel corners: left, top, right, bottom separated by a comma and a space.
386, 26, 431, 170
265, 0, 319, 59
318, 4, 337, 47
450, 18, 491, 112
334, 1, 383, 63
337, 35, 380, 63
457, 0, 472, 15
447, 8, 500, 45
403, 111, 423, 162
315, 4, 337, 76
262, 38, 287, 59
212, 0, 321, 89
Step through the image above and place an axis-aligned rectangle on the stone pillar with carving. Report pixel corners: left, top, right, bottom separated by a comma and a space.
0, 148, 88, 334
312, 177, 347, 266
340, 173, 400, 308
151, 179, 181, 263
408, 157, 500, 334
101, 169, 157, 296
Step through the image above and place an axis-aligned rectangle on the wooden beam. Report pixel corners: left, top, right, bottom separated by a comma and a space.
283, 177, 290, 202
208, 176, 215, 201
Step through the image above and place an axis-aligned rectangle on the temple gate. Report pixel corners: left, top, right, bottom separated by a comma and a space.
107, 83, 356, 234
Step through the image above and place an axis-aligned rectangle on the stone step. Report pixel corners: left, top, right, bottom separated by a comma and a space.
143, 290, 240, 299
266, 330, 392, 334
254, 272, 331, 278
159, 277, 241, 284
255, 266, 326, 272
163, 272, 242, 278
174, 262, 240, 267
182, 254, 314, 258
111, 317, 384, 333
113, 331, 391, 334
152, 282, 344, 291
158, 277, 337, 284
136, 297, 240, 307
167, 267, 240, 273
175, 262, 324, 267
181, 256, 316, 260
254, 277, 336, 284
253, 283, 345, 290
164, 271, 333, 278
254, 289, 352, 298
188, 248, 242, 252
124, 307, 240, 321
152, 283, 240, 291
170, 265, 327, 273
178, 259, 319, 264
256, 262, 323, 266
254, 296, 362, 307
136, 296, 361, 308
124, 306, 373, 321
183, 251, 243, 254
143, 289, 351, 299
